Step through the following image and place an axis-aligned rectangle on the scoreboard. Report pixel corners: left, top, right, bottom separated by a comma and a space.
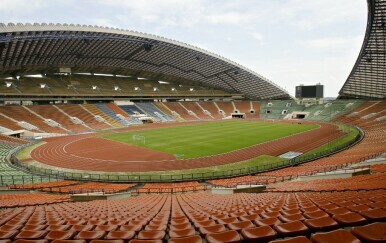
295, 84, 324, 98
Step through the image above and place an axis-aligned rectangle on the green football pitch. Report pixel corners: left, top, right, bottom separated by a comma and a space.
102, 120, 317, 159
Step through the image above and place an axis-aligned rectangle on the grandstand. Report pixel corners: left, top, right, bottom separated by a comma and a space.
0, 0, 384, 242
135, 102, 174, 122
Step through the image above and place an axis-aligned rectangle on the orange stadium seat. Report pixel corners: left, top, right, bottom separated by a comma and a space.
310, 229, 361, 243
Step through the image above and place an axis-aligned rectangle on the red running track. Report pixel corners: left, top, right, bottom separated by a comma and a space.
28, 121, 344, 172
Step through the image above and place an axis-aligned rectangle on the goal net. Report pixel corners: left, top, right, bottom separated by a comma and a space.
132, 134, 146, 144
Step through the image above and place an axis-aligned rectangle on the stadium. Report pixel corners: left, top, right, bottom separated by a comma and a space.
0, 0, 385, 242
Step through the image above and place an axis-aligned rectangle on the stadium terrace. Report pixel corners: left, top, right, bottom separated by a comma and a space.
0, 0, 384, 243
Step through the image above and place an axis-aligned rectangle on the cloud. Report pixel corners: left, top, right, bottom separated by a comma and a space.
251, 32, 263, 41
0, 0, 367, 97
101, 0, 207, 27
98, 0, 257, 28
0, 0, 46, 22
277, 0, 366, 30
0, 0, 44, 11
205, 12, 251, 25
301, 36, 364, 50
89, 0, 365, 34
250, 32, 265, 46
86, 18, 118, 28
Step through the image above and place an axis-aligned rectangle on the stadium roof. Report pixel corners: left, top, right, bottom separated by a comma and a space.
0, 23, 291, 100
339, 0, 386, 99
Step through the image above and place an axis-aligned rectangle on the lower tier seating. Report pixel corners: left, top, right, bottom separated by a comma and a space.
0, 191, 384, 242
0, 135, 28, 145
0, 140, 53, 185
266, 173, 386, 192
39, 182, 136, 194
0, 193, 70, 208
208, 175, 285, 188
133, 182, 207, 194
10, 180, 80, 190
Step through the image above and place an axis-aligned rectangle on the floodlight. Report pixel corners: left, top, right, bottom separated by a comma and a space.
5, 81, 13, 88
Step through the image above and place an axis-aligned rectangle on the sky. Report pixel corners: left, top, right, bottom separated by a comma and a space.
1, 0, 367, 97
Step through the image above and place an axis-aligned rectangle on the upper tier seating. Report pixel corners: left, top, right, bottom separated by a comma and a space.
0, 75, 233, 97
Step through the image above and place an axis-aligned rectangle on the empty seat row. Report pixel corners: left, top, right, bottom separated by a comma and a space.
0, 191, 384, 242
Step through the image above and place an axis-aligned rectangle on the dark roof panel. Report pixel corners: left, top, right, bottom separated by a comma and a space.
339, 0, 386, 99
0, 23, 291, 100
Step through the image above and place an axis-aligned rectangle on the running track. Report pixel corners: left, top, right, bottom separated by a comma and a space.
28, 121, 344, 172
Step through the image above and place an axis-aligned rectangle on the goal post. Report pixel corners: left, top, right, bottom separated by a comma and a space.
132, 134, 146, 144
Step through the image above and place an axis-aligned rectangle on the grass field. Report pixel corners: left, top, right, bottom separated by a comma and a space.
17, 141, 44, 160
102, 120, 317, 159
